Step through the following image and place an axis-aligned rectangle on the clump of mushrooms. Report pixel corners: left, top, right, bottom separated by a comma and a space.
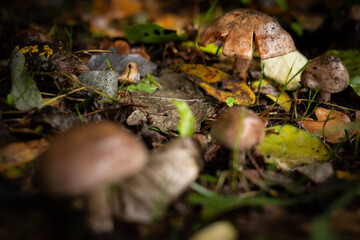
210, 107, 265, 166
39, 121, 148, 233
199, 8, 296, 80
300, 54, 349, 102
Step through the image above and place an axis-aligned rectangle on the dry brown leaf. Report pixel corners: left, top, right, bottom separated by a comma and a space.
0, 138, 49, 172
301, 107, 353, 143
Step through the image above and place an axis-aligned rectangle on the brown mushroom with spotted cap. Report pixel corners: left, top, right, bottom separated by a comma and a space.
39, 121, 148, 233
300, 54, 349, 102
199, 8, 296, 80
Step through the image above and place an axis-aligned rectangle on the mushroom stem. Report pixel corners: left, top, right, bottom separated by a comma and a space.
86, 187, 113, 233
318, 90, 331, 102
233, 57, 251, 80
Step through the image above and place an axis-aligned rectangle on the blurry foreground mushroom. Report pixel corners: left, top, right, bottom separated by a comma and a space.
199, 8, 296, 80
39, 121, 148, 233
113, 137, 202, 222
210, 107, 265, 166
300, 54, 349, 102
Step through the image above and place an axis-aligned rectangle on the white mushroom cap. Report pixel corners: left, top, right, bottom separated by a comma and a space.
210, 107, 265, 149
40, 121, 148, 196
301, 54, 349, 101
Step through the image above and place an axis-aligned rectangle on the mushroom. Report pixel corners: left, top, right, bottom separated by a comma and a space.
210, 107, 265, 166
118, 62, 141, 84
199, 8, 296, 80
39, 121, 148, 233
300, 54, 349, 102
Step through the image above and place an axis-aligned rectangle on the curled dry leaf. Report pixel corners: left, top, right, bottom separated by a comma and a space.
301, 107, 359, 143
0, 138, 49, 172
50, 50, 89, 74
113, 138, 202, 223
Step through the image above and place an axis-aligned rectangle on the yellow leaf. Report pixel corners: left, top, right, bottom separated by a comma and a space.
178, 64, 255, 104
251, 79, 292, 111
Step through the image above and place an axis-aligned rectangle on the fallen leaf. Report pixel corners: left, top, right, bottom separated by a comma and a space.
178, 64, 255, 104
0, 138, 49, 172
251, 79, 292, 111
295, 162, 334, 183
50, 50, 89, 74
301, 107, 360, 143
92, 0, 142, 20
10, 49, 43, 111
336, 170, 360, 180
256, 125, 331, 170
261, 50, 308, 90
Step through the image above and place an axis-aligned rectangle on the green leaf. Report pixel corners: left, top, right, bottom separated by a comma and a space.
124, 23, 187, 43
173, 100, 195, 138
225, 97, 240, 107
10, 49, 43, 111
256, 125, 331, 170
125, 78, 158, 93
146, 73, 160, 89
136, 80, 158, 93
326, 49, 360, 96
6, 94, 13, 105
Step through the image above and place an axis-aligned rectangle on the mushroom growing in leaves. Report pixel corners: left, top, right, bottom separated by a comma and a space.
39, 121, 148, 233
199, 8, 296, 80
210, 107, 265, 166
300, 54, 349, 102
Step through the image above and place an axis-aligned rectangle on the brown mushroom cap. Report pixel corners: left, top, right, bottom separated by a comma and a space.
199, 8, 296, 60
301, 54, 349, 94
40, 121, 148, 196
210, 107, 265, 149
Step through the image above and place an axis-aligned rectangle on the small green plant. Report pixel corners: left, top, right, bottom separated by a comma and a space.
226, 97, 240, 107
125, 74, 159, 94
173, 100, 195, 138
6, 93, 13, 106
75, 104, 84, 123
64, 26, 73, 52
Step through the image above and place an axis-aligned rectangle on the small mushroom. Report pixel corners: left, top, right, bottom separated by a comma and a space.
118, 62, 141, 84
210, 107, 265, 166
210, 107, 265, 169
199, 8, 296, 80
300, 54, 349, 102
39, 121, 148, 233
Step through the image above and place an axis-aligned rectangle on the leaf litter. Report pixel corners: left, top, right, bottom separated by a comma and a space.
1, 1, 360, 239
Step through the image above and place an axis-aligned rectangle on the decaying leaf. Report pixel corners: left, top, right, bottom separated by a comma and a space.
256, 125, 331, 170
261, 50, 308, 91
50, 50, 89, 74
126, 72, 212, 132
294, 162, 334, 184
301, 107, 360, 143
251, 79, 292, 111
0, 138, 49, 172
113, 138, 201, 222
10, 49, 43, 111
178, 64, 255, 104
